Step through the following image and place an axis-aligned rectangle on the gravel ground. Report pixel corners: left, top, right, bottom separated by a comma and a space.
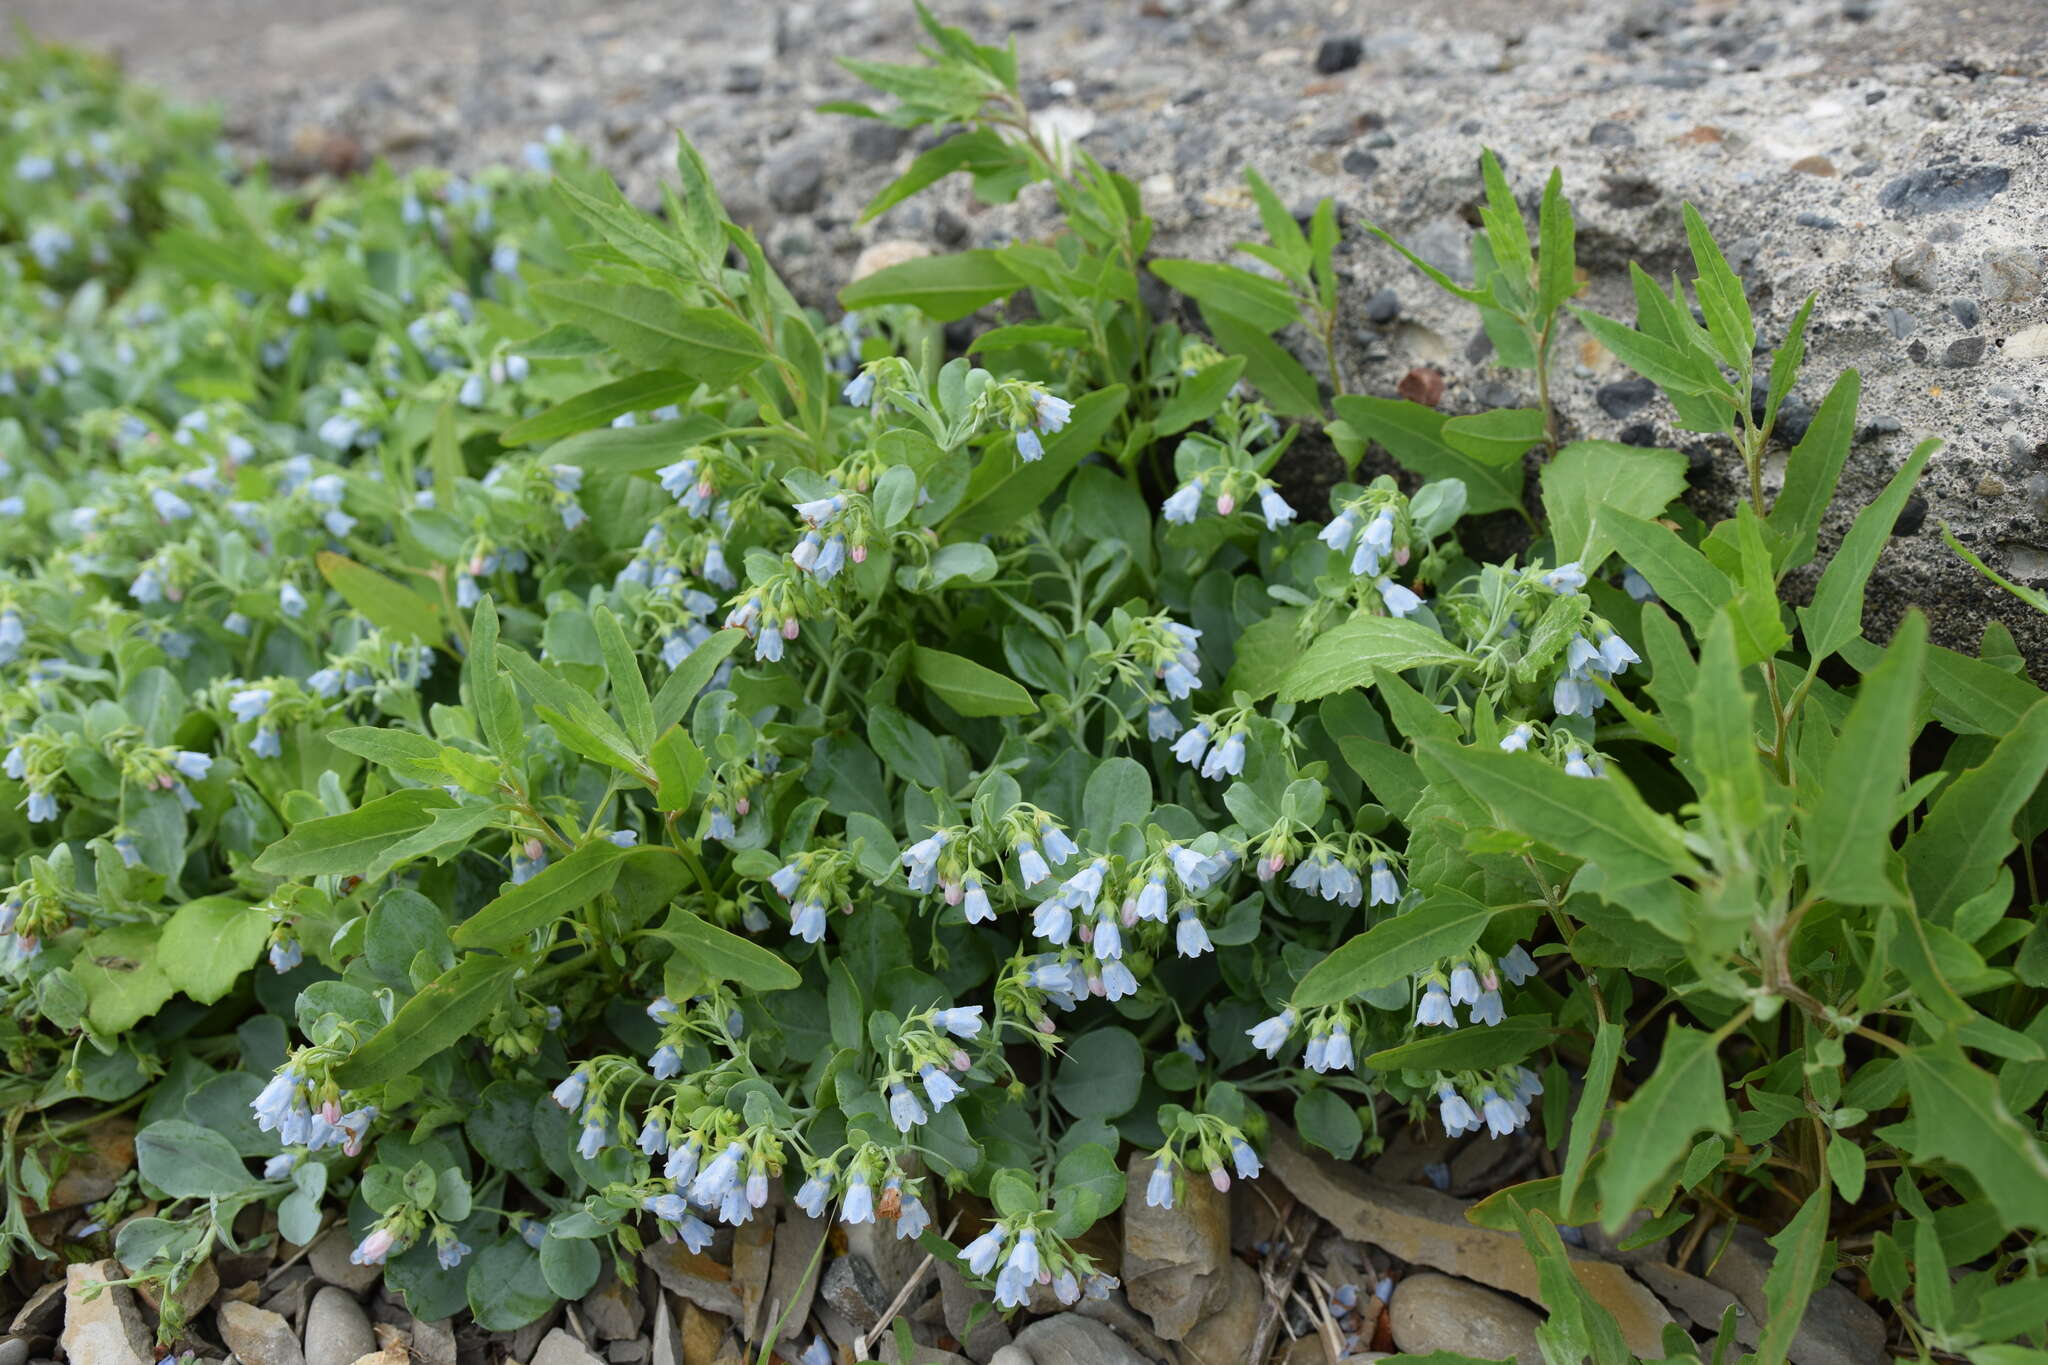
13, 0, 2048, 665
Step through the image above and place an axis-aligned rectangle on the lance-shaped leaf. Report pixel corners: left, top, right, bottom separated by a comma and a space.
334, 956, 521, 1088
1294, 892, 1499, 1009
253, 788, 455, 877
1415, 741, 1698, 894
1277, 617, 1476, 702
1800, 438, 1938, 664
316, 552, 443, 645
528, 281, 767, 384
1895, 1044, 2048, 1232
1903, 698, 2048, 924
1595, 1021, 1732, 1229
1802, 612, 1925, 905
453, 840, 629, 949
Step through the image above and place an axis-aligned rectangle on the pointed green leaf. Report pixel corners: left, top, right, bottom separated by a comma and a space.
910, 647, 1035, 717
1800, 438, 1938, 664
529, 282, 767, 383
334, 956, 520, 1088
316, 552, 444, 645
1903, 699, 2048, 923
1277, 617, 1476, 702
452, 840, 629, 949
1595, 1021, 1732, 1229
1416, 741, 1699, 893
838, 249, 1019, 322
1803, 612, 1925, 905
1766, 368, 1861, 573
1294, 892, 1500, 1008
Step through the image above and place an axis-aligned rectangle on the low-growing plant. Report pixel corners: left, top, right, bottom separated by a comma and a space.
2, 10, 2045, 1361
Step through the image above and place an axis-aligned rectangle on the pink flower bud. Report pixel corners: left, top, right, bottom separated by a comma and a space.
523, 838, 544, 860
952, 1049, 971, 1070
782, 618, 800, 640
1210, 1166, 1232, 1192
1078, 923, 1094, 944
1216, 493, 1236, 516
1396, 546, 1411, 566
735, 796, 750, 816
851, 543, 868, 563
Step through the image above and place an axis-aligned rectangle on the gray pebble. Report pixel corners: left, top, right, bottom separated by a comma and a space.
1877, 163, 2012, 216
1949, 297, 1980, 328
1364, 288, 1400, 324
1943, 336, 1986, 368
1588, 121, 1635, 147
763, 147, 825, 214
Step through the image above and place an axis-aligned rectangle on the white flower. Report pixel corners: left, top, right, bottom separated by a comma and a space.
1379, 580, 1422, 617
1161, 480, 1205, 525
1543, 561, 1587, 593
1258, 486, 1296, 530
1498, 944, 1538, 985
1415, 985, 1457, 1028
1175, 910, 1212, 958
1145, 1162, 1176, 1209
1247, 1009, 1295, 1058
1500, 723, 1534, 753
1318, 509, 1358, 551
1439, 1083, 1479, 1137
888, 1083, 928, 1133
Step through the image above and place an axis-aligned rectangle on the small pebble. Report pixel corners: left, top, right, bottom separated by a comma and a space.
1588, 121, 1635, 147
1950, 298, 1981, 328
1943, 336, 1987, 368
1364, 288, 1400, 324
1314, 35, 1365, 74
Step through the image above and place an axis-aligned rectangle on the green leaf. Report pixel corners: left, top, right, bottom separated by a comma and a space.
948, 386, 1127, 538
1766, 369, 1859, 573
1294, 892, 1500, 1009
1082, 757, 1151, 840
453, 840, 629, 949
911, 646, 1036, 718
500, 371, 698, 446
1154, 356, 1247, 437
838, 249, 1019, 322
529, 282, 768, 384
1364, 1016, 1554, 1073
1597, 509, 1733, 637
653, 910, 803, 992
1753, 1182, 1830, 1362
1276, 618, 1475, 702
1559, 1021, 1625, 1216
1049, 1142, 1125, 1237
594, 607, 654, 751
254, 788, 455, 877
1800, 438, 1938, 664
649, 725, 709, 813
1205, 311, 1322, 419
1595, 1021, 1732, 1230
1417, 741, 1698, 894
1330, 395, 1524, 514
1903, 699, 2048, 924
335, 956, 520, 1089
1803, 613, 1925, 906
1441, 408, 1548, 466
1149, 259, 1300, 333
1052, 1027, 1143, 1118
1294, 1089, 1363, 1160
497, 645, 646, 777
157, 896, 271, 1005
539, 1234, 602, 1299
651, 628, 745, 733
315, 551, 443, 645
546, 414, 725, 476
1535, 168, 1579, 314
466, 1238, 557, 1332
135, 1120, 255, 1199
1571, 306, 1726, 400
1682, 203, 1756, 370
967, 322, 1090, 354
1540, 441, 1689, 575
862, 126, 1021, 222
72, 925, 175, 1034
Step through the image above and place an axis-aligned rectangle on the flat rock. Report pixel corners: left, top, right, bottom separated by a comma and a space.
60, 1260, 151, 1365
1122, 1153, 1231, 1340
36, 1120, 136, 1212
408, 1316, 458, 1365
531, 1328, 607, 1365
219, 1300, 308, 1365
936, 1259, 1013, 1361
1180, 1258, 1262, 1365
1263, 1122, 1673, 1357
307, 1230, 383, 1294
0, 1337, 28, 1365
1701, 1226, 1887, 1365
681, 1301, 731, 1362
13, 1277, 65, 1335
730, 1212, 774, 1338
642, 1243, 744, 1320
1389, 1273, 1543, 1364
305, 1285, 377, 1365
818, 1254, 887, 1333
1633, 1262, 1758, 1345
987, 1313, 1154, 1365
580, 1266, 645, 1342
650, 1294, 681, 1365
